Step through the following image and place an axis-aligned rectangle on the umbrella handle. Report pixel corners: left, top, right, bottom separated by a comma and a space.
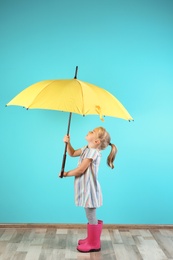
60, 112, 72, 178
60, 144, 67, 178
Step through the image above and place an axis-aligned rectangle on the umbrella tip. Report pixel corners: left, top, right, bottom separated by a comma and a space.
74, 66, 78, 79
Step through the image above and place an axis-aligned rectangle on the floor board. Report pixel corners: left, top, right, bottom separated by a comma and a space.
0, 228, 173, 259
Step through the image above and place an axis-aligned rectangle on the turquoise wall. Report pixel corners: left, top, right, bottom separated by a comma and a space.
1, 0, 173, 224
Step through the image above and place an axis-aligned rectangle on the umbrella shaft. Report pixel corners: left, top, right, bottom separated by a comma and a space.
74, 66, 78, 79
60, 112, 72, 178
67, 112, 72, 135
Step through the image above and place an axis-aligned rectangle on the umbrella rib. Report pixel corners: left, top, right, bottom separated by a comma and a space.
76, 79, 85, 115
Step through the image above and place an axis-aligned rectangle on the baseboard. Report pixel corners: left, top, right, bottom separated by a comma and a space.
0, 223, 173, 229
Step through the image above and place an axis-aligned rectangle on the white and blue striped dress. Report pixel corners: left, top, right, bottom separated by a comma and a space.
74, 146, 103, 208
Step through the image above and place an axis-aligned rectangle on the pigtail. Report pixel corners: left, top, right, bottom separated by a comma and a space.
107, 143, 117, 169
95, 126, 117, 169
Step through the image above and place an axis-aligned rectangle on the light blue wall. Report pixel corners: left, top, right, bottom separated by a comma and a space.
1, 0, 173, 224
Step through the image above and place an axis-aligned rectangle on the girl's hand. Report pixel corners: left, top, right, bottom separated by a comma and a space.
63, 135, 70, 143
58, 172, 68, 178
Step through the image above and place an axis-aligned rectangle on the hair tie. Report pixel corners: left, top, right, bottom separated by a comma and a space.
109, 143, 112, 146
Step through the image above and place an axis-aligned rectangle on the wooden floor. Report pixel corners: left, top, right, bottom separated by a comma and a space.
0, 227, 173, 260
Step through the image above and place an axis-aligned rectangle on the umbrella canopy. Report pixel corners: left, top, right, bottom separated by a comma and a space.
7, 79, 132, 121
6, 67, 133, 177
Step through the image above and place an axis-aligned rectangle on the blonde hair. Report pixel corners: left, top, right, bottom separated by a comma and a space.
95, 127, 117, 169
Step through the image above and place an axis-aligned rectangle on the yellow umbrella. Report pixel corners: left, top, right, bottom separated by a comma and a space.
7, 66, 133, 177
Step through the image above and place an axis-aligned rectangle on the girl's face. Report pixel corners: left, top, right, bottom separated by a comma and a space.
85, 129, 100, 146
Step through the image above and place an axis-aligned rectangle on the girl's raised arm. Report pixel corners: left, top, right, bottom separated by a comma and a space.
63, 135, 81, 157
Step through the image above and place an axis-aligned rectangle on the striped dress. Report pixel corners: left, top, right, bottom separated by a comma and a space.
74, 146, 103, 208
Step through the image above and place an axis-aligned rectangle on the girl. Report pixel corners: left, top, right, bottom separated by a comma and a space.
60, 126, 117, 253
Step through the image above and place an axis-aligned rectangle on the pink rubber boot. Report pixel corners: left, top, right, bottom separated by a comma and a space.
78, 220, 103, 245
77, 222, 102, 253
